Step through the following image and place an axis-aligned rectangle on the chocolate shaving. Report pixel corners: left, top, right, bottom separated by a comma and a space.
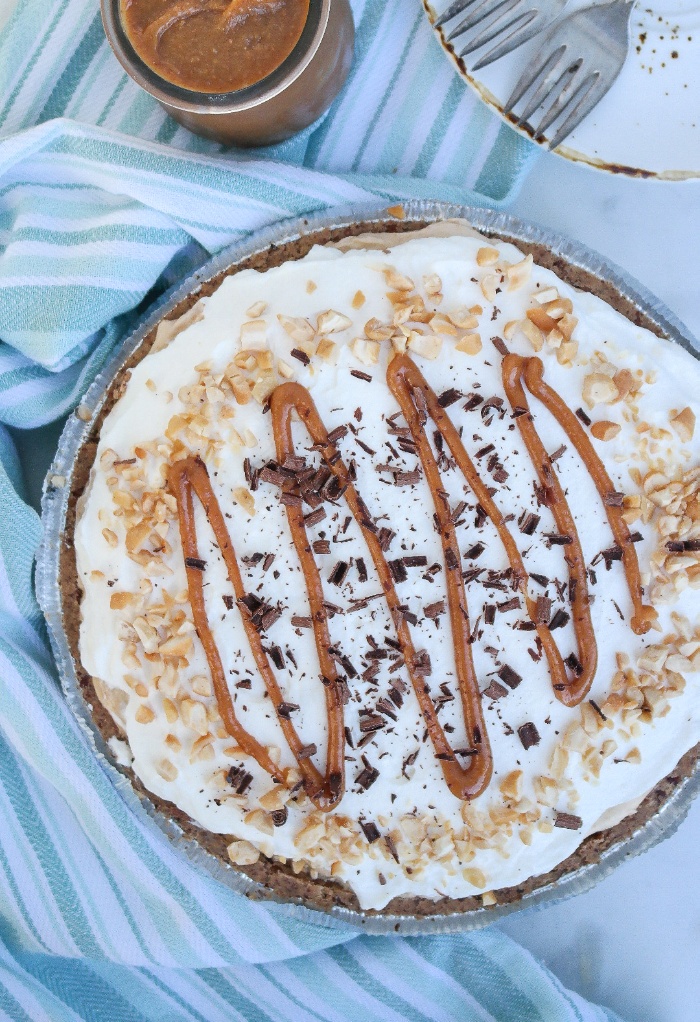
412, 386, 429, 424
281, 493, 302, 507
589, 699, 607, 720
304, 508, 326, 527
271, 807, 288, 827
290, 348, 310, 365
530, 573, 549, 588
376, 697, 398, 721
465, 542, 485, 560
276, 701, 299, 718
601, 545, 623, 569
359, 713, 385, 734
384, 835, 400, 863
259, 465, 286, 487
575, 407, 592, 426
350, 369, 372, 382
452, 501, 468, 523
424, 600, 446, 619
355, 438, 376, 456
554, 812, 582, 830
291, 615, 312, 629
362, 661, 380, 682
517, 722, 541, 749
545, 533, 573, 546
326, 425, 348, 445
438, 387, 462, 408
519, 512, 540, 536
475, 444, 495, 459
312, 539, 331, 555
388, 558, 408, 583
667, 539, 700, 552
412, 650, 432, 676
497, 597, 520, 613
463, 393, 484, 411
297, 743, 317, 760
377, 527, 395, 551
268, 646, 285, 670
604, 491, 624, 507
328, 561, 349, 586
360, 820, 381, 843
483, 680, 508, 701
355, 756, 379, 790
497, 665, 522, 690
402, 750, 419, 778
395, 469, 421, 486
550, 444, 567, 461
565, 652, 583, 676
185, 556, 206, 571
222, 594, 234, 610
403, 555, 428, 567
549, 608, 570, 630
535, 595, 551, 624
491, 336, 509, 356
226, 765, 253, 795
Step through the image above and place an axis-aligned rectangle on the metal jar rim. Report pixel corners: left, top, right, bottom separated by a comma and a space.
101, 0, 330, 114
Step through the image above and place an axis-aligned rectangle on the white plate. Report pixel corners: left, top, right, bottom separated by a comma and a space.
424, 0, 700, 179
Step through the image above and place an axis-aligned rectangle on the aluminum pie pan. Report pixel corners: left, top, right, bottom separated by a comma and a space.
36, 198, 700, 935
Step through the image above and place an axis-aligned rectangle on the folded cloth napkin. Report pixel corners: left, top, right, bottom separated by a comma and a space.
0, 0, 627, 1018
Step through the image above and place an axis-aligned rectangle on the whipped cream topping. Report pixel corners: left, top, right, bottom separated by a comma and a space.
75, 223, 700, 910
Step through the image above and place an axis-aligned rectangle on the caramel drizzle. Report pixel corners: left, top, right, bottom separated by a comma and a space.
390, 353, 655, 709
388, 355, 585, 712
168, 353, 655, 808
271, 382, 493, 802
502, 355, 656, 645
168, 456, 340, 809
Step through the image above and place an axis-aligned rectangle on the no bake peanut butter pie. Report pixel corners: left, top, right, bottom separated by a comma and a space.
68, 219, 700, 914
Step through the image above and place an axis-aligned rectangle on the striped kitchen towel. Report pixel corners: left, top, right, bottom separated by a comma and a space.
0, 0, 536, 427
0, 0, 629, 1019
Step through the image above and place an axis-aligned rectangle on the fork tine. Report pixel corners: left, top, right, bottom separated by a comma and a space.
434, 0, 476, 28
470, 9, 539, 69
518, 57, 580, 125
532, 65, 592, 138
544, 73, 609, 148
456, 2, 531, 56
504, 44, 567, 118
448, 0, 517, 40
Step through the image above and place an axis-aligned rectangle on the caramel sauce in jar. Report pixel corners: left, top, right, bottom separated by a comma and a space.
120, 0, 311, 94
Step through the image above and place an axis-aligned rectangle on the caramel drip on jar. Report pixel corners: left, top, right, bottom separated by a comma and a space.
502, 355, 657, 642
168, 456, 338, 810
270, 382, 493, 801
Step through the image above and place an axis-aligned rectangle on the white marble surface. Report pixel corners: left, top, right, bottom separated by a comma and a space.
502, 155, 700, 1022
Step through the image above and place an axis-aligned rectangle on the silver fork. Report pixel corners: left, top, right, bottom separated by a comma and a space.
503, 0, 635, 149
434, 0, 567, 71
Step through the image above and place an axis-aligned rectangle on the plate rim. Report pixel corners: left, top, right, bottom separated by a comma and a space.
422, 0, 700, 181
